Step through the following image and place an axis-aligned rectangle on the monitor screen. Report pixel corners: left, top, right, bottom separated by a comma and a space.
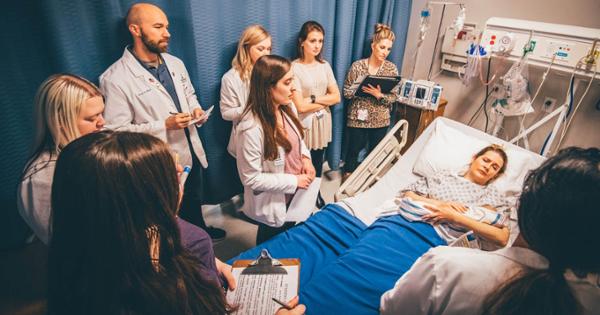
415, 87, 427, 99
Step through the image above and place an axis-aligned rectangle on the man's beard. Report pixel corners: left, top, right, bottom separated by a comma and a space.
141, 31, 168, 54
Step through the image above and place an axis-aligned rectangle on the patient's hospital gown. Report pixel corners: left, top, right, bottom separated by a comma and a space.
402, 171, 515, 249
403, 170, 512, 214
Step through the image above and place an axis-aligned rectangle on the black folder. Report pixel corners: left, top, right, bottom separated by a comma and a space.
354, 75, 402, 98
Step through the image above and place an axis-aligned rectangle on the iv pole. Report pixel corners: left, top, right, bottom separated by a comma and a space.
428, 2, 464, 81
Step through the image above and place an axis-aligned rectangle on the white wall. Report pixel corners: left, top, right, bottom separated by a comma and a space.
400, 0, 600, 155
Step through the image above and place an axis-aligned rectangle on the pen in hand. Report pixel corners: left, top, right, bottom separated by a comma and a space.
272, 297, 293, 310
170, 111, 191, 115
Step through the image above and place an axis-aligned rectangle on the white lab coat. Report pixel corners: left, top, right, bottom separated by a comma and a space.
235, 104, 310, 227
100, 48, 207, 168
380, 246, 600, 315
220, 68, 249, 157
17, 151, 55, 244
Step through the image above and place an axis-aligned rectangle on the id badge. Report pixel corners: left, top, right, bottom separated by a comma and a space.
315, 109, 324, 120
357, 109, 369, 121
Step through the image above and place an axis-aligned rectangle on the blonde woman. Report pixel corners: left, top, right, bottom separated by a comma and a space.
290, 21, 340, 182
17, 74, 105, 244
343, 23, 399, 179
220, 25, 272, 156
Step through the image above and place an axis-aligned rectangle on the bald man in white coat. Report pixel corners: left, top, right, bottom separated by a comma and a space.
100, 3, 225, 240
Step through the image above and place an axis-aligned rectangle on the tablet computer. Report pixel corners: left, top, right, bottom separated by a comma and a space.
354, 75, 402, 98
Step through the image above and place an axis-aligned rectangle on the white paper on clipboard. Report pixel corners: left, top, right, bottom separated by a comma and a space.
226, 265, 299, 315
285, 177, 321, 222
188, 105, 214, 126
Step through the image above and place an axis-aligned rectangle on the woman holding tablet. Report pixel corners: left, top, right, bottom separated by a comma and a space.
342, 23, 399, 180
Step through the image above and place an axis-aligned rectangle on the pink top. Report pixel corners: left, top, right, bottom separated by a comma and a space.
283, 114, 303, 204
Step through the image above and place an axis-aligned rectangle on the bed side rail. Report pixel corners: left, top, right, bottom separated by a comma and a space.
335, 119, 409, 201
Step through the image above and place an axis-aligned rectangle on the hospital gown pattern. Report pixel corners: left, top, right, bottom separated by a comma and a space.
402, 171, 515, 250
403, 171, 513, 218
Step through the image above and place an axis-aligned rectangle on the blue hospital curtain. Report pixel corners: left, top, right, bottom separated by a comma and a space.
0, 0, 411, 247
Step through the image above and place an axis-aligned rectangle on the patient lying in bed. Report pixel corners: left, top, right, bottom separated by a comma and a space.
230, 122, 544, 314
379, 144, 514, 249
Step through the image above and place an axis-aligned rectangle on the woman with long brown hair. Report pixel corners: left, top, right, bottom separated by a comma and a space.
290, 21, 340, 181
48, 130, 305, 314
48, 131, 233, 314
236, 54, 316, 244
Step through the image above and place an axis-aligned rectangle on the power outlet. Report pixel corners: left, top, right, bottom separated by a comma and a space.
542, 97, 557, 113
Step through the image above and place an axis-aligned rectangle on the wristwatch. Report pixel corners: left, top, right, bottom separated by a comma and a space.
310, 94, 316, 103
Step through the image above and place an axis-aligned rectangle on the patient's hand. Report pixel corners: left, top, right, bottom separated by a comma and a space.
438, 201, 467, 213
422, 204, 459, 225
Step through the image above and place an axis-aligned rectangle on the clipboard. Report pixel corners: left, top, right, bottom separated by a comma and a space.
227, 249, 300, 314
354, 75, 401, 98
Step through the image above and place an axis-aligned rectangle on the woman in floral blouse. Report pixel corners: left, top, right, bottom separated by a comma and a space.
342, 23, 399, 179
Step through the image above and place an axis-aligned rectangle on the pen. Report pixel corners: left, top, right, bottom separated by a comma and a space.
170, 111, 192, 116
179, 165, 191, 187
271, 297, 293, 310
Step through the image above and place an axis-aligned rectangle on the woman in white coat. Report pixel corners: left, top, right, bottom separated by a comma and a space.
17, 74, 105, 244
236, 55, 316, 244
220, 25, 272, 156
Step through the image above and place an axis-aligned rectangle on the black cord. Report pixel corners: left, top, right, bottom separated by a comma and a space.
467, 60, 495, 128
467, 58, 494, 127
467, 89, 494, 126
483, 57, 493, 132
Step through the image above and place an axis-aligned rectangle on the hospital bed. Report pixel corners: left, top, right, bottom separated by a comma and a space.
335, 119, 408, 201
229, 117, 545, 315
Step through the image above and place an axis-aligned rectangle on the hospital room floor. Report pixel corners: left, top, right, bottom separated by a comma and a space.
208, 163, 342, 261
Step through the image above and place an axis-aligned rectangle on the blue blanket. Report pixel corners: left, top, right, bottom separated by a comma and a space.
229, 204, 446, 315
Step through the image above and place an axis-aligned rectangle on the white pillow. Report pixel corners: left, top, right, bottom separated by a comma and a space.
412, 120, 545, 196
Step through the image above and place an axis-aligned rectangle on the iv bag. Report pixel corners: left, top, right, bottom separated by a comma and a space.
461, 43, 486, 86
492, 58, 533, 116
453, 7, 466, 39
418, 5, 432, 42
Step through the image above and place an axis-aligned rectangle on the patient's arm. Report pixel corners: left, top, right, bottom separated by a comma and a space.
422, 204, 509, 247
402, 191, 468, 213
452, 215, 509, 247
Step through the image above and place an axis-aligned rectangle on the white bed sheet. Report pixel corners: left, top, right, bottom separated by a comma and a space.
336, 117, 545, 244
